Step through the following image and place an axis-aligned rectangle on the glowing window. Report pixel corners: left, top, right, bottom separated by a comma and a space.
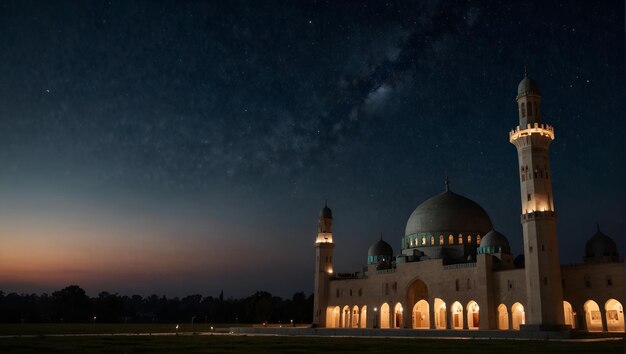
476, 235, 481, 244
430, 236, 435, 245
458, 234, 463, 244
422, 236, 426, 245
467, 235, 472, 244
449, 234, 454, 244
439, 235, 444, 245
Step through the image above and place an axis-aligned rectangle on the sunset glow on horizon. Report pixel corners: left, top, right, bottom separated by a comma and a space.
0, 1, 623, 299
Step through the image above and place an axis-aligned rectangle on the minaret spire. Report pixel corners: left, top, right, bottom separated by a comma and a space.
524, 65, 528, 77
444, 174, 450, 192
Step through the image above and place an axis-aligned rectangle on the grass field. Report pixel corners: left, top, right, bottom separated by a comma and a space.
0, 324, 623, 353
0, 323, 238, 336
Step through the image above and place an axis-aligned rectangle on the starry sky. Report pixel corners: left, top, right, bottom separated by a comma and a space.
0, 1, 623, 298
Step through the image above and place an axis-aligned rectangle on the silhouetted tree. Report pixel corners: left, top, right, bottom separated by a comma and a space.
52, 285, 91, 322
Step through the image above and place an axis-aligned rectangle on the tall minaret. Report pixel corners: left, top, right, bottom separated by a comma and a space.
509, 70, 565, 329
312, 202, 334, 327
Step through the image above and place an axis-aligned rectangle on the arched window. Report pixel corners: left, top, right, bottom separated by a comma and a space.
421, 236, 426, 245
439, 235, 444, 245
527, 101, 533, 116
520, 103, 526, 117
476, 235, 481, 244
449, 234, 454, 245
430, 236, 435, 245
458, 234, 463, 244
467, 235, 472, 244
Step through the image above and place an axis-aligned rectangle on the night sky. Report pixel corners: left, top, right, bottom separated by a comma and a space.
0, 1, 623, 298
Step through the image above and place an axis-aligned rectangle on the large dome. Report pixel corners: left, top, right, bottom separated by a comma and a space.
405, 190, 492, 239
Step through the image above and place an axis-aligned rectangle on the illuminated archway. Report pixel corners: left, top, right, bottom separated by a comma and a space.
497, 304, 509, 330
351, 305, 360, 328
584, 300, 602, 332
563, 301, 575, 329
380, 303, 390, 329
434, 298, 447, 329
605, 299, 624, 332
326, 306, 340, 328
412, 300, 429, 329
511, 302, 525, 330
394, 303, 404, 328
360, 306, 367, 328
451, 301, 463, 329
342, 305, 350, 328
406, 278, 428, 329
466, 301, 479, 330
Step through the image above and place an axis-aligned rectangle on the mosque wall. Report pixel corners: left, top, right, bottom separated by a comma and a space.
561, 262, 625, 332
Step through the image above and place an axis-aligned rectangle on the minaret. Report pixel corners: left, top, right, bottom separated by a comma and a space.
509, 70, 565, 329
313, 202, 334, 327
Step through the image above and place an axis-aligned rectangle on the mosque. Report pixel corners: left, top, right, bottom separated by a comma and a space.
312, 73, 624, 333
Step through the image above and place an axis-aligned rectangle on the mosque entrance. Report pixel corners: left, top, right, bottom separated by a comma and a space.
406, 278, 429, 329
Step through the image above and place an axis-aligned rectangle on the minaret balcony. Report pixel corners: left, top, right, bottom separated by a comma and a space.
520, 210, 556, 222
315, 233, 334, 244
509, 123, 554, 143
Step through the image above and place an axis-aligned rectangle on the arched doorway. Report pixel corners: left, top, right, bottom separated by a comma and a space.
466, 301, 479, 330
352, 306, 360, 328
584, 300, 602, 332
380, 303, 390, 329
497, 304, 509, 330
563, 301, 575, 329
511, 302, 525, 330
406, 278, 428, 329
605, 299, 624, 332
326, 306, 340, 328
412, 300, 430, 329
394, 303, 404, 328
360, 306, 367, 328
451, 301, 463, 329
342, 305, 350, 328
434, 298, 446, 329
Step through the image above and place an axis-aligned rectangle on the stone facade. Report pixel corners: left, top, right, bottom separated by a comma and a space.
312, 73, 624, 333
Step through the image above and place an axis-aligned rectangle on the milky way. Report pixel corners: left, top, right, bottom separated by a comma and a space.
0, 1, 623, 297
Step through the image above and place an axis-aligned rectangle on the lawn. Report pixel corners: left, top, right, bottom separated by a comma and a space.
0, 323, 239, 336
0, 333, 623, 354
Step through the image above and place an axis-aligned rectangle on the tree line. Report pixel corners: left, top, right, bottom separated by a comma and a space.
0, 285, 313, 324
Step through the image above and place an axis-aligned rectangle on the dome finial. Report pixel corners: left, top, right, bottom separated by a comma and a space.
325, 199, 328, 208
380, 232, 383, 241
596, 222, 600, 232
524, 65, 528, 78
445, 174, 450, 192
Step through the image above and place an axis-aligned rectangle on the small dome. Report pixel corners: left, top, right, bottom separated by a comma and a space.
404, 190, 492, 242
585, 224, 618, 261
368, 239, 393, 258
478, 229, 511, 254
517, 72, 540, 97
